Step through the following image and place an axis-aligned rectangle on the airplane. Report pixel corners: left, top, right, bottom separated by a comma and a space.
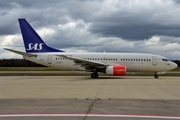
4, 18, 178, 79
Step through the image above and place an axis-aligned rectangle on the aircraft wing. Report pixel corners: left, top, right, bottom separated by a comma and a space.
4, 48, 37, 57
56, 55, 107, 69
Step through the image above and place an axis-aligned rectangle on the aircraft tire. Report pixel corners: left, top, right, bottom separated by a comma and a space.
154, 74, 159, 79
91, 73, 98, 78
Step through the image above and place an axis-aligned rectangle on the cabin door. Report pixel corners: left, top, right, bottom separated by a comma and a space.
152, 56, 157, 66
48, 55, 52, 64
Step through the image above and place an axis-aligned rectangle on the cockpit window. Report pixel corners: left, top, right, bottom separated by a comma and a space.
162, 59, 168, 62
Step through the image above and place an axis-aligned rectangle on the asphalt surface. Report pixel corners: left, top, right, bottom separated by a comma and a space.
0, 76, 180, 120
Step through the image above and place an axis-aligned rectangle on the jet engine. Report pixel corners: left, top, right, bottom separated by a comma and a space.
106, 65, 126, 76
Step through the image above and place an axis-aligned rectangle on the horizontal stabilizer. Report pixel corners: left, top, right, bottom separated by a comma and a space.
4, 48, 37, 57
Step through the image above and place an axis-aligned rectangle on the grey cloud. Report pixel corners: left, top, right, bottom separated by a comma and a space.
173, 0, 180, 4
86, 0, 180, 40
1, 0, 180, 60
89, 23, 180, 40
0, 0, 63, 8
0, 23, 19, 35
159, 36, 180, 44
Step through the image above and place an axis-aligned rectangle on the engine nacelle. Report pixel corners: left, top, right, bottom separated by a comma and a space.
106, 65, 126, 76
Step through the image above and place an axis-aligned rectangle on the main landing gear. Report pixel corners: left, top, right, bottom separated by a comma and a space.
154, 73, 159, 79
91, 72, 99, 78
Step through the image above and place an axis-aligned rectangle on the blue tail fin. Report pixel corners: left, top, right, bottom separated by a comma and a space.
18, 18, 64, 53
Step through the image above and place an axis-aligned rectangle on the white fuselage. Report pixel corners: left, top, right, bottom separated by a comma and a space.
24, 52, 177, 73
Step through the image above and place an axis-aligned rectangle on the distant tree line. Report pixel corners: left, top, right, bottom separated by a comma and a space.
0, 59, 45, 67
0, 59, 179, 67
172, 60, 180, 67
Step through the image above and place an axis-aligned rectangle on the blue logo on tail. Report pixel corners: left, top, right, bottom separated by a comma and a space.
26, 43, 44, 51
18, 18, 64, 53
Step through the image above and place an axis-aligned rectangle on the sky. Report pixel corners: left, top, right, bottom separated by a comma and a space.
0, 0, 180, 60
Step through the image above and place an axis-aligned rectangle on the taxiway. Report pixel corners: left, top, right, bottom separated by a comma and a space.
0, 76, 180, 120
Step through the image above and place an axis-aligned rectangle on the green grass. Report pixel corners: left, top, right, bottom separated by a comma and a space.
0, 67, 62, 71
170, 67, 180, 71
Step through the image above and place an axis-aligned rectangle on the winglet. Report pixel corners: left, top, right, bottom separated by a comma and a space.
18, 18, 64, 53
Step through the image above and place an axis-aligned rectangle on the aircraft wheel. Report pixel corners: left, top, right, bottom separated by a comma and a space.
154, 74, 159, 79
96, 73, 99, 78
91, 72, 98, 78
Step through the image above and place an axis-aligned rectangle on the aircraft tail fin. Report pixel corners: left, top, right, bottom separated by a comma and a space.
18, 18, 64, 53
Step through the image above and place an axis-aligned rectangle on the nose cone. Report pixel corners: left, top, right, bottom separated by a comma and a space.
171, 62, 178, 70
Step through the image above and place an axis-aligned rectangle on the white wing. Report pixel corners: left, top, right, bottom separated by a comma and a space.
56, 55, 107, 70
